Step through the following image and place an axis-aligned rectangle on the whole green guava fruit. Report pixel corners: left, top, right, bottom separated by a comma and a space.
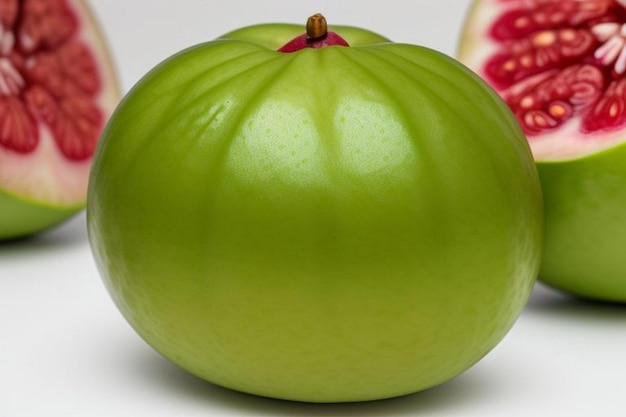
88, 16, 543, 402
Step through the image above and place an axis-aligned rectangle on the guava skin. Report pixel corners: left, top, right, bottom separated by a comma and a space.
0, 189, 81, 240
538, 145, 626, 302
88, 23, 543, 402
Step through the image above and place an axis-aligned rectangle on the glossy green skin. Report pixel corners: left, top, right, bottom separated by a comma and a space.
538, 146, 626, 302
0, 189, 80, 240
88, 24, 543, 402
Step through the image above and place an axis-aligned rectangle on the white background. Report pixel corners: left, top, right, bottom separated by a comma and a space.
2, 1, 626, 415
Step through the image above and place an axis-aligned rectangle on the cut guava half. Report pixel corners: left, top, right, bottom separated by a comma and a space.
0, 0, 120, 240
458, 0, 626, 302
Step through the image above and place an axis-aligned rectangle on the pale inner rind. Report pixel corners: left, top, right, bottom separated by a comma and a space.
0, 126, 91, 206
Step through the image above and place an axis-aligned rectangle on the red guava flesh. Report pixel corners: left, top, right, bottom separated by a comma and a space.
458, 0, 626, 301
459, 0, 626, 160
0, 0, 120, 239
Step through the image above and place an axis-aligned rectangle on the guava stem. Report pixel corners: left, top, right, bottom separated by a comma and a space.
306, 13, 328, 40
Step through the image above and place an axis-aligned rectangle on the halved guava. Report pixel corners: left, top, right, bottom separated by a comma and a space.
0, 0, 120, 240
458, 0, 626, 302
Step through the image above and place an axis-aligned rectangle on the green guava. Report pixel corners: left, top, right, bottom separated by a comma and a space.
88, 15, 543, 402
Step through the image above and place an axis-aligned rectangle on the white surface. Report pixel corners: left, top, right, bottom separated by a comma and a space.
2, 1, 626, 415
